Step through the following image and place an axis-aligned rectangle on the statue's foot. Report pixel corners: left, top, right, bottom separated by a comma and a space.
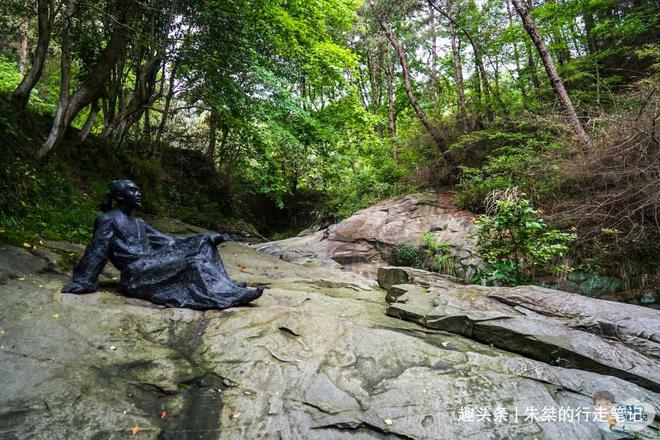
250, 286, 264, 301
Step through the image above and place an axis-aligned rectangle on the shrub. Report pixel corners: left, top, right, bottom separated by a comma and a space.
472, 190, 576, 286
392, 233, 457, 277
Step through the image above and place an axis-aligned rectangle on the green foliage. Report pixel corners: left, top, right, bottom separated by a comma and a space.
454, 126, 565, 212
472, 194, 576, 286
392, 233, 457, 277
392, 243, 425, 269
0, 55, 21, 93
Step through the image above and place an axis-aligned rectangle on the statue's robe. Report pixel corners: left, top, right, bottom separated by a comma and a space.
70, 209, 262, 309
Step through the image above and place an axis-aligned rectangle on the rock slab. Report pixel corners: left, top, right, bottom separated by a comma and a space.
1, 244, 659, 439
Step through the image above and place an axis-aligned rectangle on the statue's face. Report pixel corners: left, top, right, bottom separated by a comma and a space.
117, 181, 142, 208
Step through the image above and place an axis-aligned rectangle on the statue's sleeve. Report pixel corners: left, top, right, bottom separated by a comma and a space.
72, 214, 114, 289
144, 223, 175, 249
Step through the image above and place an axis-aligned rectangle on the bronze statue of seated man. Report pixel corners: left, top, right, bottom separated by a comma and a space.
62, 179, 263, 310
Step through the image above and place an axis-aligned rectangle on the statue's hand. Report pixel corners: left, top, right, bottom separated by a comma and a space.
62, 282, 94, 293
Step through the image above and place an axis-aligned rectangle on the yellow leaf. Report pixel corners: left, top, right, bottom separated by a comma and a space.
52, 313, 60, 319
131, 425, 140, 436
22, 242, 31, 248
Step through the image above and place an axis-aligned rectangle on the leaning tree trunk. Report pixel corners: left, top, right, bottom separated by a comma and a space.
41, 0, 73, 156
38, 0, 137, 158
72, 100, 100, 145
13, 0, 54, 110
378, 18, 453, 166
511, 0, 590, 146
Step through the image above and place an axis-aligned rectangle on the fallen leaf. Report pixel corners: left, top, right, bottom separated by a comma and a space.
231, 411, 241, 419
131, 425, 140, 436
160, 410, 167, 419
384, 419, 393, 425
238, 264, 246, 271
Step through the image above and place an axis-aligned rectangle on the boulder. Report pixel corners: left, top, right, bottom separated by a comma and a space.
1, 242, 658, 439
257, 193, 477, 279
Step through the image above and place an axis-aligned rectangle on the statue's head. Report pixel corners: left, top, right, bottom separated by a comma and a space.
100, 180, 142, 212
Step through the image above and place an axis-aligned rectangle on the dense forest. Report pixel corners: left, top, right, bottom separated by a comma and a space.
0, 0, 658, 295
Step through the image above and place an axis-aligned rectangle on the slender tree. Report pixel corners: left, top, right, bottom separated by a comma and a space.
511, 0, 590, 146
38, 0, 138, 158
377, 16, 454, 166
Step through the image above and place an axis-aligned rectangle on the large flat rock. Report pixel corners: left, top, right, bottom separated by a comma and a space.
1, 244, 658, 439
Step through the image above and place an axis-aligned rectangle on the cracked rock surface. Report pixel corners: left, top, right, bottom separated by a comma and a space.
1, 243, 659, 439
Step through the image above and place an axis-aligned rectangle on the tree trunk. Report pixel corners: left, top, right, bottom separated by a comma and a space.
72, 100, 100, 145
154, 59, 180, 152
384, 47, 398, 163
378, 18, 453, 165
18, 19, 29, 74
100, 55, 162, 147
581, 1, 597, 54
38, 0, 138, 158
473, 45, 493, 122
13, 0, 54, 110
40, 0, 73, 157
364, 35, 383, 111
208, 110, 218, 161
546, 0, 570, 65
511, 0, 590, 146
385, 49, 397, 139
428, 0, 490, 126
429, 4, 439, 109
448, 14, 469, 132
506, 0, 528, 106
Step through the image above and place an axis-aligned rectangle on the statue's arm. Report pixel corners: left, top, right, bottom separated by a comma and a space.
62, 215, 113, 293
144, 223, 176, 249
